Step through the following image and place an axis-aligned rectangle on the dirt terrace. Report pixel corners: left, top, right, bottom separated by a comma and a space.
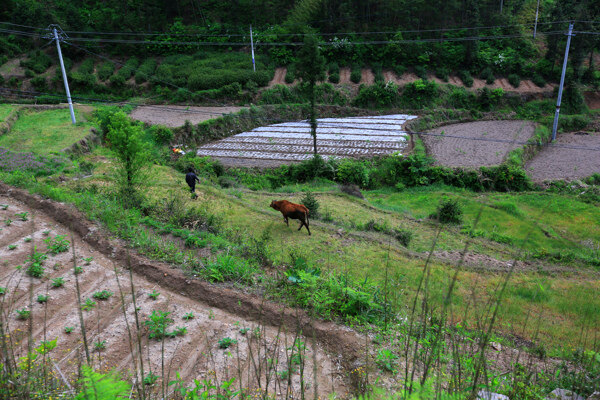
196, 115, 416, 168
421, 120, 537, 168
0, 185, 358, 398
129, 105, 246, 128
525, 132, 600, 182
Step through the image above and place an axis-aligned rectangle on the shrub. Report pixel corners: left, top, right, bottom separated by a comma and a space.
354, 81, 400, 108
435, 68, 449, 82
284, 67, 295, 83
350, 65, 362, 83
30, 76, 47, 91
394, 228, 413, 247
401, 79, 438, 108
109, 74, 126, 87
481, 67, 495, 84
458, 70, 473, 87
414, 65, 428, 79
21, 51, 52, 74
328, 72, 340, 84
336, 158, 370, 187
532, 74, 546, 87
117, 57, 139, 80
562, 83, 587, 114
135, 59, 158, 84
150, 125, 173, 145
430, 198, 463, 224
97, 61, 115, 81
508, 74, 521, 88
300, 190, 320, 218
448, 87, 476, 109
328, 62, 340, 75
393, 65, 407, 77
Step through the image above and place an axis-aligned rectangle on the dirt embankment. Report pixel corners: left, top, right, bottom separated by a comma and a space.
0, 183, 363, 396
129, 105, 246, 128
420, 120, 537, 168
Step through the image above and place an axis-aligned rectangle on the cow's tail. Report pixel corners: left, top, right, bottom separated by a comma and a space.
305, 208, 310, 227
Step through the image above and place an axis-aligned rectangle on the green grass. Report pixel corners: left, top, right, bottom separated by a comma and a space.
0, 104, 15, 122
0, 108, 93, 154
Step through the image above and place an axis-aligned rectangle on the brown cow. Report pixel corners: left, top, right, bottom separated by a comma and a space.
270, 200, 311, 235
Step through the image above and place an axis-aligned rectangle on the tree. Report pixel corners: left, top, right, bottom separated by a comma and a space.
105, 111, 148, 204
296, 35, 326, 155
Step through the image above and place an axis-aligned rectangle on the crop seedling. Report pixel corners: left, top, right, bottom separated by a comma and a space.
148, 289, 160, 300
218, 337, 237, 349
144, 310, 173, 339
0, 287, 7, 295
8, 244, 17, 250
94, 340, 107, 351
1, 204, 8, 210
45, 234, 70, 254
376, 349, 398, 373
143, 372, 158, 386
92, 290, 113, 300
16, 309, 31, 320
239, 327, 249, 335
74, 266, 83, 275
64, 326, 74, 334
26, 250, 47, 278
5, 219, 12, 226
182, 312, 194, 320
81, 298, 96, 311
167, 326, 187, 338
36, 294, 49, 303
42, 230, 50, 236
16, 212, 29, 221
24, 237, 32, 243
51, 277, 65, 288
83, 257, 93, 265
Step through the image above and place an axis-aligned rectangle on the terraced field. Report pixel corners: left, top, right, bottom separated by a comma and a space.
196, 114, 416, 167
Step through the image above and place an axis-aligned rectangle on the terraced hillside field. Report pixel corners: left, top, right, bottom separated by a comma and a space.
0, 192, 347, 398
196, 114, 417, 167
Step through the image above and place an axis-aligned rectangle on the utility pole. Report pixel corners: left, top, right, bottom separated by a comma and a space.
250, 25, 256, 72
500, 0, 503, 14
51, 26, 76, 124
533, 0, 540, 38
551, 22, 574, 142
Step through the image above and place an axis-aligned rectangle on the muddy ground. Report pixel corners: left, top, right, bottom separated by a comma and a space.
129, 105, 246, 128
0, 191, 350, 398
420, 120, 537, 168
525, 132, 600, 182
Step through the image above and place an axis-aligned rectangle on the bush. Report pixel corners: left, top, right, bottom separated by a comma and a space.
430, 198, 463, 224
354, 81, 400, 108
328, 72, 340, 84
97, 62, 115, 81
458, 70, 473, 87
393, 64, 407, 77
401, 79, 438, 108
77, 59, 95, 75
150, 125, 173, 145
21, 51, 52, 74
562, 83, 587, 114
135, 59, 158, 84
394, 228, 413, 247
284, 67, 295, 83
328, 62, 340, 75
30, 76, 47, 92
414, 65, 428, 79
36, 95, 60, 104
350, 65, 362, 83
435, 68, 449, 82
188, 70, 271, 90
480, 67, 495, 84
508, 74, 521, 88
300, 190, 320, 218
336, 158, 370, 187
117, 57, 139, 80
532, 74, 546, 87
109, 74, 126, 87
447, 87, 476, 109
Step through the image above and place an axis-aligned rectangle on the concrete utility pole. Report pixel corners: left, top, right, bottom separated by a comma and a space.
500, 0, 503, 14
551, 22, 574, 142
52, 26, 76, 124
533, 0, 540, 38
250, 25, 256, 72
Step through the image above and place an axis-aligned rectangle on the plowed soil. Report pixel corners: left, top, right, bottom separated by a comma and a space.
525, 132, 600, 182
130, 106, 246, 128
0, 187, 353, 398
421, 120, 537, 168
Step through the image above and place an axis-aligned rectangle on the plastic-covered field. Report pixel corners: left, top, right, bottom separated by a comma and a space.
196, 114, 417, 167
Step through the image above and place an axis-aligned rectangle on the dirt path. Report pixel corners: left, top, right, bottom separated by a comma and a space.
421, 120, 537, 168
268, 67, 287, 87
525, 132, 600, 182
0, 187, 354, 397
129, 106, 246, 128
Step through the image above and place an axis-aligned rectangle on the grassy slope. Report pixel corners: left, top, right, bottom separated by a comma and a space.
0, 104, 15, 122
96, 162, 598, 351
0, 108, 92, 153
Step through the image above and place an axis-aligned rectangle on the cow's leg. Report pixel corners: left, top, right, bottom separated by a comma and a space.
284, 216, 289, 226
298, 220, 303, 231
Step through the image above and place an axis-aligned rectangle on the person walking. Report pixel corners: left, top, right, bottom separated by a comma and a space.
185, 168, 200, 197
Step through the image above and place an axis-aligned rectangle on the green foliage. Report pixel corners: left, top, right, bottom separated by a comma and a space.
284, 66, 296, 83
376, 349, 398, 373
135, 58, 158, 83
354, 81, 400, 108
182, 312, 194, 320
351, 65, 362, 83
458, 70, 473, 87
93, 340, 107, 351
116, 57, 139, 80
148, 289, 160, 300
144, 310, 173, 339
218, 337, 237, 349
401, 79, 438, 108
64, 326, 74, 334
0, 287, 6, 295
97, 62, 115, 81
51, 277, 64, 288
20, 51, 52, 74
394, 227, 413, 247
150, 125, 173, 145
296, 35, 326, 85
36, 294, 48, 303
300, 190, 320, 217
532, 74, 546, 87
143, 373, 159, 386
562, 83, 588, 114
435, 68, 449, 82
414, 65, 428, 79
26, 250, 47, 278
16, 308, 31, 320
30, 76, 47, 92
8, 244, 16, 250
508, 73, 521, 88
75, 365, 130, 400
92, 290, 114, 300
82, 298, 97, 311
44, 234, 70, 254
430, 198, 463, 224
481, 67, 495, 84
336, 158, 370, 187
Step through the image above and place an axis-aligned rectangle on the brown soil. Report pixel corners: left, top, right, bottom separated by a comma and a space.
339, 67, 351, 84
360, 69, 374, 85
584, 91, 600, 110
525, 132, 600, 182
268, 67, 287, 87
0, 184, 359, 397
129, 106, 246, 128
421, 120, 537, 168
